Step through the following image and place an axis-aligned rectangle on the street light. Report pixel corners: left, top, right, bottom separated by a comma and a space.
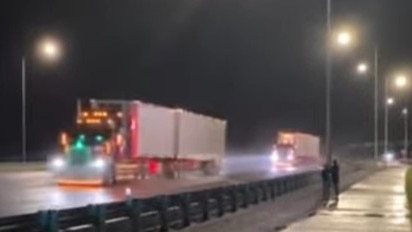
21, 37, 62, 162
324, 0, 357, 164
356, 53, 379, 162
38, 38, 61, 61
357, 63, 368, 74
336, 31, 352, 47
383, 75, 409, 154
387, 97, 395, 105
395, 75, 407, 88
403, 108, 409, 159
384, 96, 395, 154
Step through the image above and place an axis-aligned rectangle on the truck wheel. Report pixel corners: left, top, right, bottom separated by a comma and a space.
201, 161, 218, 176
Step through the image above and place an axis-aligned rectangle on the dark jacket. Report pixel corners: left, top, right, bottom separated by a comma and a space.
321, 166, 330, 182
330, 163, 339, 183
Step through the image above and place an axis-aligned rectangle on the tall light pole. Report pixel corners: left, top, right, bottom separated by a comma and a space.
356, 46, 379, 161
373, 47, 379, 161
22, 57, 27, 163
325, 0, 354, 164
21, 38, 61, 162
383, 74, 408, 154
403, 108, 408, 158
384, 96, 394, 154
325, 0, 332, 164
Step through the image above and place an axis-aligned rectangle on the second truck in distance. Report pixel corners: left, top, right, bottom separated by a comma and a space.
271, 131, 321, 167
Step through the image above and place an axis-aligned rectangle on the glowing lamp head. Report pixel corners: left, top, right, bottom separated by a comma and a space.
383, 152, 395, 162
337, 31, 352, 46
357, 63, 368, 74
387, 97, 395, 105
38, 38, 61, 60
395, 75, 407, 88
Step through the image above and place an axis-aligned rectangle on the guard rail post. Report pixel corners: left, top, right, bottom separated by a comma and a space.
89, 204, 106, 232
49, 210, 58, 232
38, 210, 58, 232
158, 195, 169, 232
216, 188, 224, 217
252, 184, 259, 205
180, 193, 191, 227
127, 198, 142, 232
269, 181, 276, 200
262, 181, 269, 202
201, 191, 210, 221
229, 186, 238, 212
242, 184, 250, 208
38, 210, 48, 232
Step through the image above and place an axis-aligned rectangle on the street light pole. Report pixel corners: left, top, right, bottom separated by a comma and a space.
403, 108, 409, 158
21, 56, 27, 163
373, 46, 379, 161
325, 0, 332, 164
384, 78, 390, 154
19, 38, 61, 162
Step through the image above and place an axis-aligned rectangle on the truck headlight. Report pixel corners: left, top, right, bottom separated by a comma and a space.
287, 153, 294, 161
51, 157, 65, 169
383, 152, 394, 162
271, 151, 279, 162
92, 158, 106, 168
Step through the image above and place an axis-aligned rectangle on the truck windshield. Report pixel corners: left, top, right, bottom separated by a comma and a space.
69, 126, 112, 146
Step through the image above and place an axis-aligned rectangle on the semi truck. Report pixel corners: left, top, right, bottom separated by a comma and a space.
48, 99, 226, 185
271, 131, 320, 167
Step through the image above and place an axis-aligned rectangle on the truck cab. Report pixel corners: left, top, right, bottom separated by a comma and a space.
270, 131, 321, 168
49, 110, 122, 185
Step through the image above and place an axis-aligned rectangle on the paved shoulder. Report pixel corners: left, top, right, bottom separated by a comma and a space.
285, 167, 411, 232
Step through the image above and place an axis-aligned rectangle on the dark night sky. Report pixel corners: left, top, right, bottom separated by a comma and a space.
1, 0, 412, 159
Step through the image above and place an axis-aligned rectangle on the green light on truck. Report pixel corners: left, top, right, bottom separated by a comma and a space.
95, 135, 104, 142
74, 140, 85, 150
79, 134, 86, 140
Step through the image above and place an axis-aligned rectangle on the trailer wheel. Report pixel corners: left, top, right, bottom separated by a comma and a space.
201, 161, 218, 176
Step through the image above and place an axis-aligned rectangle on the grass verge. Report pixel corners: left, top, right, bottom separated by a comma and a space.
0, 162, 45, 172
405, 167, 412, 212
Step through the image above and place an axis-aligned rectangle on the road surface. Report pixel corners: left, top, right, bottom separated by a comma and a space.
0, 162, 319, 217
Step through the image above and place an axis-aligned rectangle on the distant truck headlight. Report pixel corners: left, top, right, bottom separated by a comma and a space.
91, 157, 106, 168
51, 157, 65, 169
271, 151, 279, 162
383, 152, 395, 162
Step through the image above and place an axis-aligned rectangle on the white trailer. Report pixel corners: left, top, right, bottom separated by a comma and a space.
293, 133, 320, 159
177, 110, 226, 173
132, 101, 176, 159
129, 102, 226, 160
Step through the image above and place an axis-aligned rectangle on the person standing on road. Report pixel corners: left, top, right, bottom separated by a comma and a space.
330, 160, 340, 201
321, 164, 330, 204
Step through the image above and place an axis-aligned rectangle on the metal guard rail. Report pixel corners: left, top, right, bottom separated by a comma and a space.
0, 170, 320, 232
